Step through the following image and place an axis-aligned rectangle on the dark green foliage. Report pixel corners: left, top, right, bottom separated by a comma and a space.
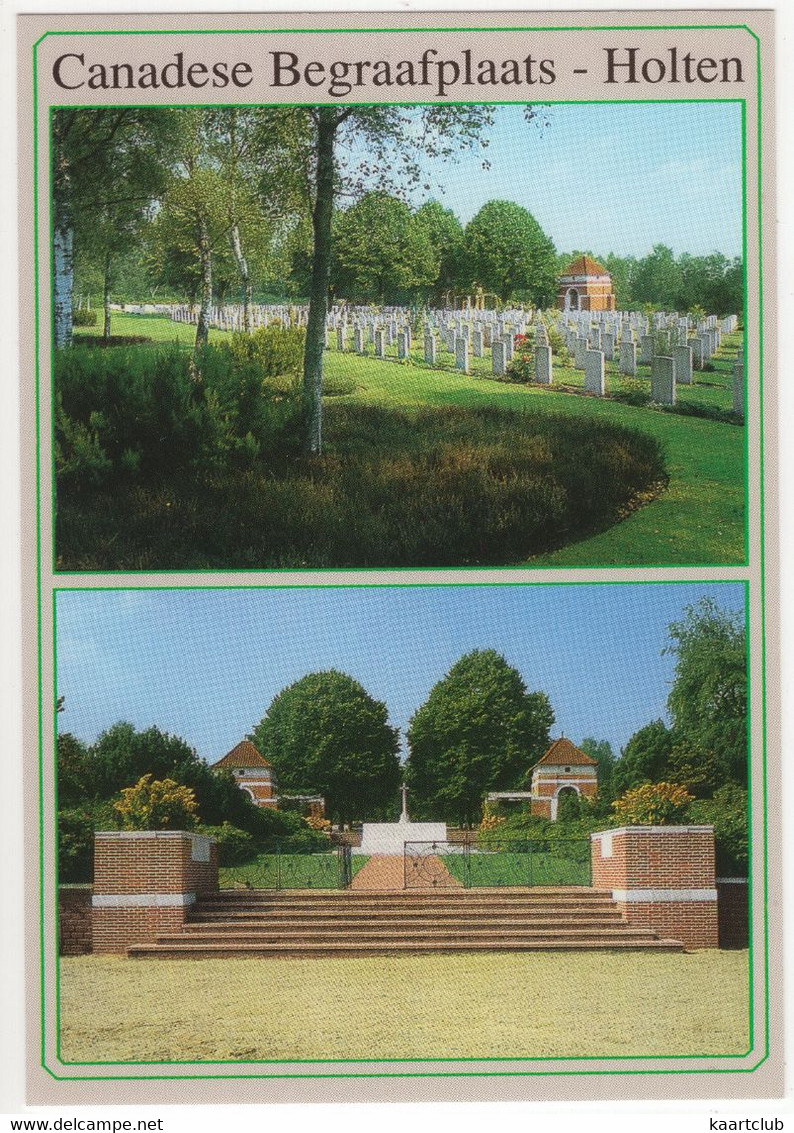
57, 402, 667, 570
406, 649, 554, 825
665, 599, 747, 787
225, 324, 306, 380
58, 801, 120, 883
580, 737, 617, 806
55, 341, 306, 495
612, 719, 675, 797
461, 201, 557, 306
56, 732, 92, 808
687, 785, 748, 876
72, 309, 98, 327
196, 822, 257, 865
72, 334, 154, 348
250, 671, 401, 825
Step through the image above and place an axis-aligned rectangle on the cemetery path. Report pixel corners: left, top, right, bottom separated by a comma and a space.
350, 854, 461, 891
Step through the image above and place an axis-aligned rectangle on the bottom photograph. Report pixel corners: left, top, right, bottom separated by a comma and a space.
53, 581, 751, 1067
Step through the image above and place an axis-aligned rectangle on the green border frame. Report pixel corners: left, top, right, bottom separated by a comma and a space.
31, 19, 768, 1084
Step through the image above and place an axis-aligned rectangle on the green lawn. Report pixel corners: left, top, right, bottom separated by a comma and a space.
219, 852, 368, 890
65, 313, 746, 567
58, 950, 750, 1063
442, 848, 591, 888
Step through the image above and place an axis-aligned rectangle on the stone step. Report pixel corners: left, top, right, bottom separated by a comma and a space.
199, 893, 614, 911
185, 914, 626, 931
129, 937, 685, 959
157, 925, 660, 945
210, 887, 607, 901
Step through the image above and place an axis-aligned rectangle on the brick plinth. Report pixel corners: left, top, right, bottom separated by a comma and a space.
590, 827, 718, 950
58, 886, 93, 955
93, 831, 218, 954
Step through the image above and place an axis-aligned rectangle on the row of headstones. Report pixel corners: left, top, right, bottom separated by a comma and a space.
168, 304, 308, 330
573, 344, 745, 411
565, 324, 724, 372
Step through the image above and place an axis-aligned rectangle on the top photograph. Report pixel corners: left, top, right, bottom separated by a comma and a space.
51, 100, 747, 571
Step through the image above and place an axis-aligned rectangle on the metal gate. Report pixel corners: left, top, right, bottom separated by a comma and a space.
219, 843, 353, 890
403, 838, 591, 889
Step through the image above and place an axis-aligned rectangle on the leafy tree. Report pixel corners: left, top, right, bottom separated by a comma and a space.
332, 192, 437, 304
664, 598, 747, 787
83, 721, 267, 836
580, 737, 616, 804
51, 108, 175, 346
612, 719, 675, 797
687, 784, 748, 875
413, 199, 465, 301
56, 732, 91, 808
250, 670, 401, 824
298, 105, 511, 453
114, 774, 199, 830
406, 649, 554, 825
461, 200, 557, 305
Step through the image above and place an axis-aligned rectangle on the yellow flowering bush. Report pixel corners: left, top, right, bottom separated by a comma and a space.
113, 774, 198, 831
612, 781, 694, 826
304, 815, 332, 835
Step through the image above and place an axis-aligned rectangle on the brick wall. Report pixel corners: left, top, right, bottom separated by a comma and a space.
58, 886, 93, 955
93, 831, 218, 954
590, 827, 718, 950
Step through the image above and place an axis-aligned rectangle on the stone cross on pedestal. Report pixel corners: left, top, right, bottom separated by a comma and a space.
399, 782, 410, 824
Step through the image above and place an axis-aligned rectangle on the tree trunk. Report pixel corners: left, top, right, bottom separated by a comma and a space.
195, 215, 212, 351
53, 219, 74, 349
303, 108, 337, 455
229, 223, 252, 333
103, 251, 112, 339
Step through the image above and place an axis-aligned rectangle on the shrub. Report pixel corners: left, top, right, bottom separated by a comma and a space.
197, 822, 257, 866
612, 781, 694, 826
226, 325, 305, 379
501, 333, 535, 384
687, 785, 748, 875
58, 801, 120, 883
113, 774, 199, 830
57, 402, 668, 570
55, 343, 305, 494
72, 308, 98, 327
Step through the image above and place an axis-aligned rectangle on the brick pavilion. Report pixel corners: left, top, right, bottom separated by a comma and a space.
211, 740, 278, 809
557, 255, 617, 312
486, 737, 599, 820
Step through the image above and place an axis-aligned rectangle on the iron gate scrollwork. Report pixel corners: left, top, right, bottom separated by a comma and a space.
403, 838, 591, 889
219, 842, 354, 890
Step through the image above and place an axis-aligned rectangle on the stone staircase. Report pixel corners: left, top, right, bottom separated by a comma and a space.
127, 887, 685, 958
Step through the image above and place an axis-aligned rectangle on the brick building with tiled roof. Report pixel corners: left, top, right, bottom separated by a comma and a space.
486, 737, 599, 821
557, 255, 617, 312
211, 740, 278, 809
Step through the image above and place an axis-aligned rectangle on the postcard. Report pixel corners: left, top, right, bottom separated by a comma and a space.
16, 8, 781, 1105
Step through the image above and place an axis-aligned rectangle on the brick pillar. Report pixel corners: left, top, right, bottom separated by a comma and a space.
92, 831, 218, 954
590, 826, 718, 949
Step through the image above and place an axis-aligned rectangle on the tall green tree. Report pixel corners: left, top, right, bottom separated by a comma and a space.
299, 105, 514, 453
250, 671, 401, 824
664, 598, 747, 787
580, 737, 616, 804
413, 199, 465, 301
612, 719, 675, 797
461, 200, 557, 305
406, 649, 554, 825
51, 108, 175, 347
332, 192, 436, 304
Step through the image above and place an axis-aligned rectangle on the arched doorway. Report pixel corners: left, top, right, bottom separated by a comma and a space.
551, 784, 581, 820
566, 288, 580, 311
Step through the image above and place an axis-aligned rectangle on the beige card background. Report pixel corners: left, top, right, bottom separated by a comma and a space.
17, 8, 780, 1104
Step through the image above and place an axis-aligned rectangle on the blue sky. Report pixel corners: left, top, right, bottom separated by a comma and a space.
358, 102, 743, 257
56, 583, 745, 764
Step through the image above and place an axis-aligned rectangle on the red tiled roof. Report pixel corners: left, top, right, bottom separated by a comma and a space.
533, 737, 598, 768
212, 740, 271, 770
561, 255, 609, 277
